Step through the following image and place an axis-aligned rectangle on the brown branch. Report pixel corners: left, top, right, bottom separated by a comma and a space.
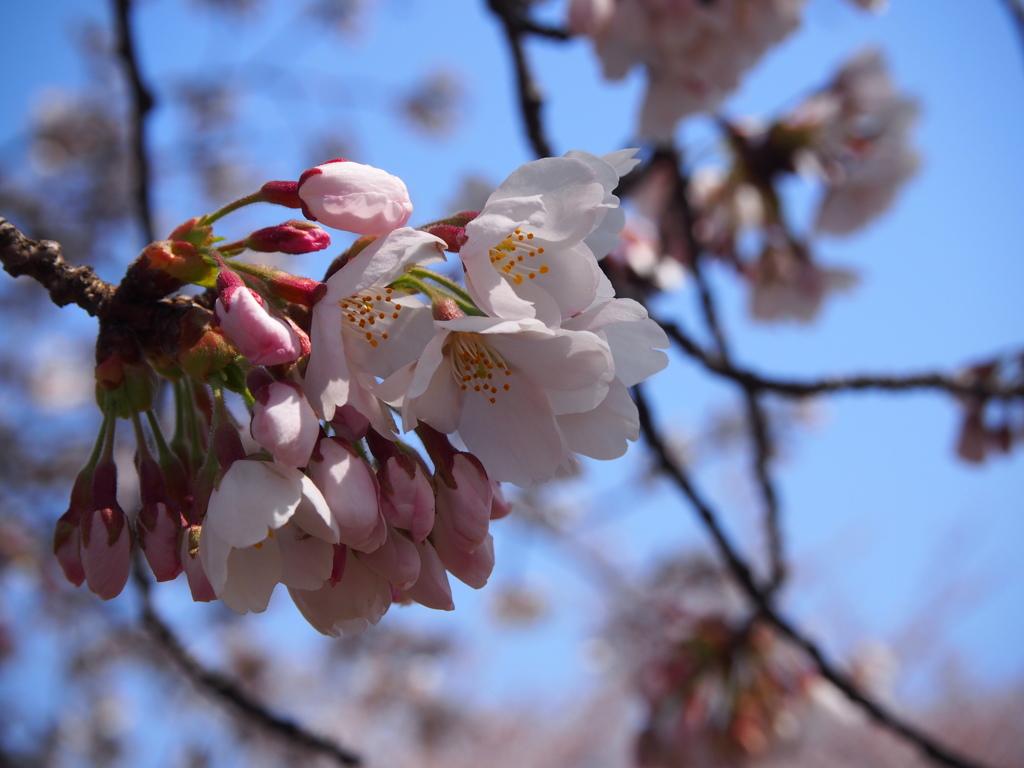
112, 0, 156, 244
134, 571, 362, 765
632, 383, 996, 768
668, 145, 787, 593
0, 217, 115, 316
661, 317, 1024, 401
486, 0, 556, 159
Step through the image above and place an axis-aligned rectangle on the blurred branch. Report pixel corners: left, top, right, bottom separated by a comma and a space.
135, 572, 363, 766
0, 217, 115, 315
668, 147, 787, 594
661, 318, 1024, 400
112, 0, 156, 243
632, 383, 995, 768
1001, 0, 1024, 66
486, 0, 557, 158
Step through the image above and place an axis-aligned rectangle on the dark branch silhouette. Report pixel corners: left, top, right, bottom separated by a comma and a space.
486, 0, 557, 159
135, 571, 363, 766
632, 383, 996, 768
660, 316, 1024, 401
112, 0, 156, 244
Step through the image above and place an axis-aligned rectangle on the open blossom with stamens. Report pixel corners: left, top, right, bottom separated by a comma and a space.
570, 0, 806, 138
377, 311, 615, 486
303, 228, 445, 435
459, 152, 632, 325
199, 459, 340, 613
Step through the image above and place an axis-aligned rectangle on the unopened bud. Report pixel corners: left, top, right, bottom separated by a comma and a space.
426, 225, 468, 253
432, 297, 464, 321
177, 307, 240, 381
94, 352, 159, 417
297, 159, 413, 236
143, 239, 216, 286
245, 220, 331, 254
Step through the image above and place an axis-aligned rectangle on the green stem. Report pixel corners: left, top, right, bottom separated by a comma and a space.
408, 266, 476, 305
199, 191, 264, 227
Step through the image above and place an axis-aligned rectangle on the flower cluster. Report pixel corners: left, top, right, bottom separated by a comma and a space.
607, 557, 816, 767
569, 0, 807, 138
568, 0, 889, 138
53, 152, 669, 636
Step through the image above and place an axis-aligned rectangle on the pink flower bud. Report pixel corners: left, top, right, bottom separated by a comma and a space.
490, 479, 513, 520
434, 452, 493, 553
329, 404, 370, 442
297, 159, 413, 236
431, 528, 495, 589
250, 381, 320, 468
289, 554, 392, 636
53, 510, 85, 587
80, 505, 132, 600
137, 501, 184, 582
53, 465, 95, 587
245, 221, 331, 255
378, 454, 436, 542
214, 281, 301, 365
401, 539, 454, 611
356, 525, 421, 590
310, 438, 386, 552
180, 524, 216, 602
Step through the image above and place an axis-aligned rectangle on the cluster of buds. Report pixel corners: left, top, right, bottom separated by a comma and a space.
635, 617, 814, 767
54, 153, 669, 635
606, 558, 815, 767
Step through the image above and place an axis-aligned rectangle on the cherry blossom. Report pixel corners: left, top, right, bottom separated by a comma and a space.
199, 459, 340, 613
558, 296, 669, 461
309, 437, 387, 553
458, 153, 616, 325
377, 313, 615, 486
571, 0, 806, 138
289, 546, 393, 636
785, 49, 919, 235
746, 244, 858, 323
297, 159, 413, 236
302, 227, 445, 434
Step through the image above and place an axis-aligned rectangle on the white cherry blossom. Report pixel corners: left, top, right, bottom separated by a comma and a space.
303, 227, 445, 435
377, 313, 615, 486
199, 459, 340, 613
459, 154, 613, 325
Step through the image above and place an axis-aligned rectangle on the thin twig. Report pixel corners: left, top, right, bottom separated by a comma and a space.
112, 0, 156, 244
135, 571, 362, 766
661, 317, 1024, 401
632, 383, 995, 768
486, 0, 556, 158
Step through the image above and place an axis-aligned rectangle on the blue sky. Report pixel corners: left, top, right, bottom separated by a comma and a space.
1, 0, 1022, 725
